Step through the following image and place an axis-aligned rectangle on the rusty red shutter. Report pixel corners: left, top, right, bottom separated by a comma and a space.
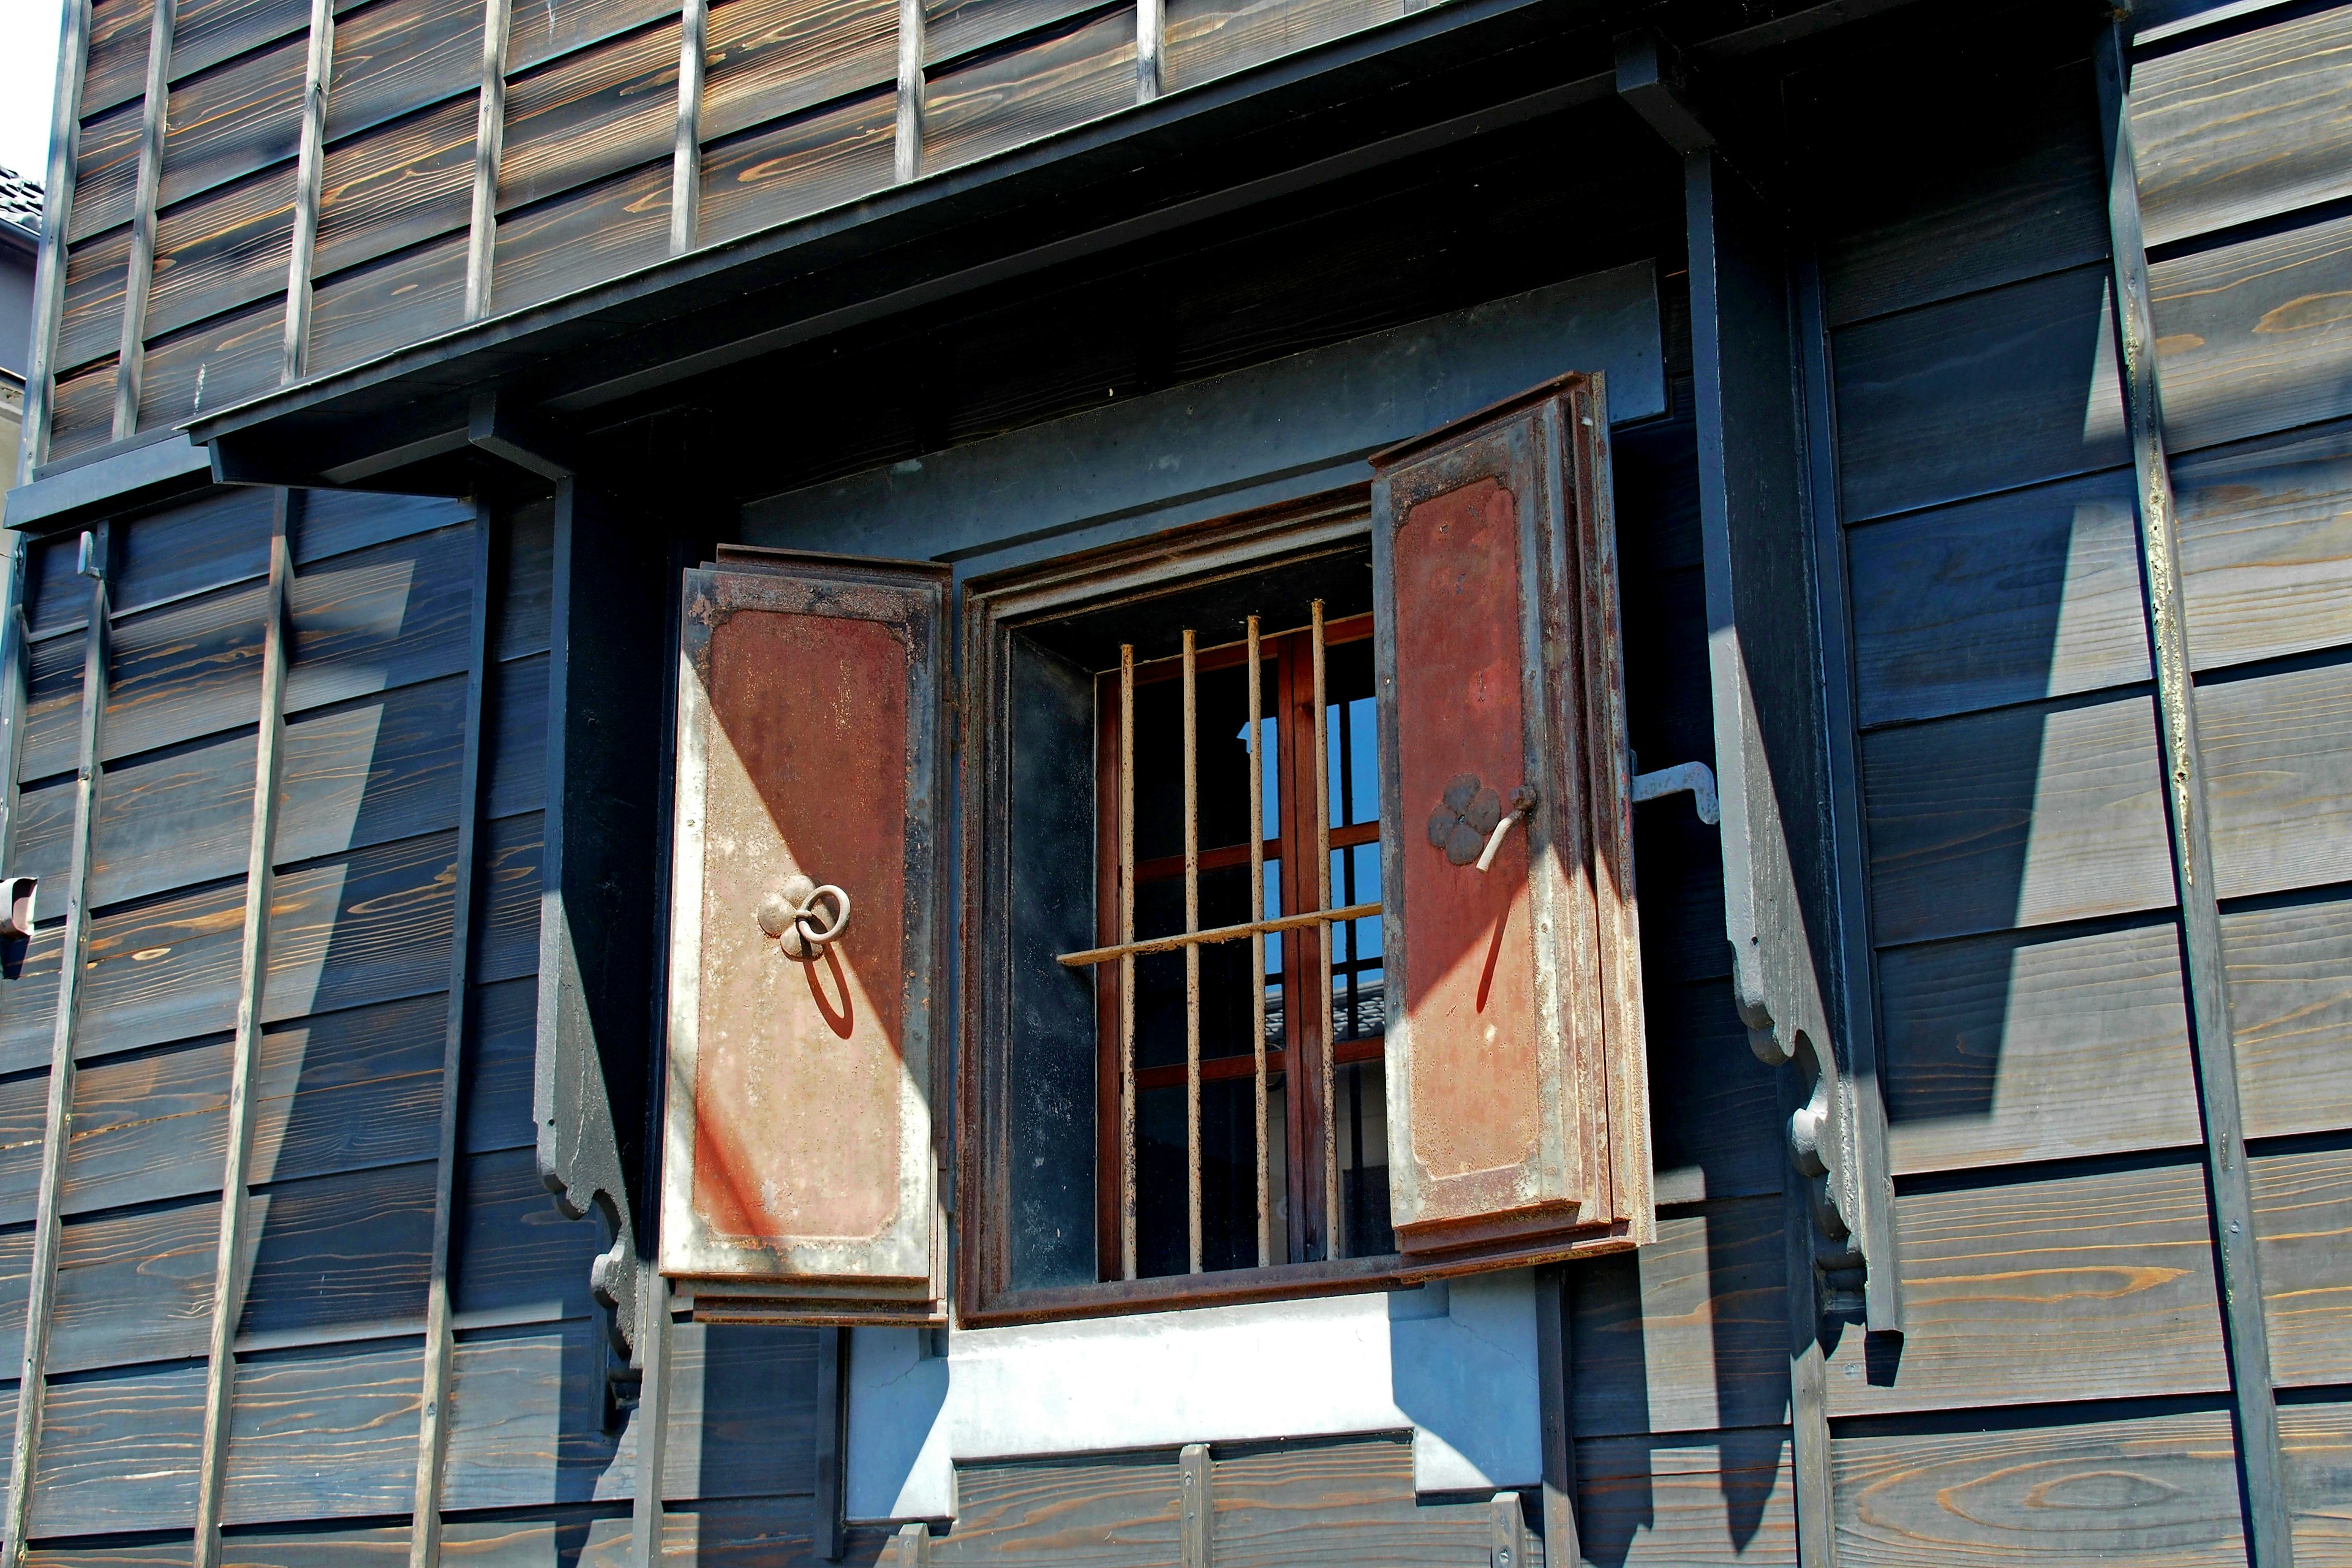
1370, 372, 1652, 1265
659, 549, 949, 1323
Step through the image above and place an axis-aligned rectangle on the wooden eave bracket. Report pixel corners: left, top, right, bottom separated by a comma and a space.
1613, 29, 1715, 155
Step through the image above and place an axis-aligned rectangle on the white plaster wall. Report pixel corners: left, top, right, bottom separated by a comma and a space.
845, 1270, 1540, 1522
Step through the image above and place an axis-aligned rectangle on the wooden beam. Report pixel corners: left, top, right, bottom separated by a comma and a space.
814, 1327, 846, 1559
1136, 0, 1163, 102
111, 0, 179, 439
669, 0, 706, 254
628, 1276, 675, 1565
1782, 1072, 1836, 1568
1532, 1266, 1581, 1562
894, 0, 925, 184
1179, 1444, 1210, 1567
282, 0, 337, 382
20, 0, 93, 481
2094, 26, 2292, 1568
0, 524, 111, 1568
464, 0, 513, 320
0, 541, 32, 868
190, 491, 296, 1568
407, 505, 495, 1568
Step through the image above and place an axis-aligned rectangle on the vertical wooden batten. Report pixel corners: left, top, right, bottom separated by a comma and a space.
2095, 27, 2291, 1567
670, 0, 707, 254
0, 543, 32, 869
1532, 1266, 1580, 1563
893, 0, 925, 184
407, 505, 495, 1568
1136, 0, 1163, 102
21, 0, 93, 480
111, 0, 178, 439
282, 0, 337, 382
1, 525, 111, 1567
189, 492, 296, 1568
464, 0, 513, 320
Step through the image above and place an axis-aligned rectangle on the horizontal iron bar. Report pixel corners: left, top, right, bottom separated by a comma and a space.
1060, 901, 1379, 967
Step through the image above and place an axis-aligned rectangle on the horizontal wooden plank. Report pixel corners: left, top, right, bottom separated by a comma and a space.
2150, 208, 2352, 456
650, 1499, 834, 1566
1847, 468, 2146, 729
2199, 654, 2352, 901
221, 1336, 423, 1525
1806, 53, 2108, 328
925, 0, 1096, 65
485, 650, 549, 820
297, 488, 475, 565
662, 1322, 820, 1501
499, 18, 680, 214
159, 34, 308, 210
1863, 692, 2175, 948
1823, 1158, 2229, 1417
2226, 886, 2352, 1142
58, 224, 132, 373
170, 0, 314, 84
935, 1444, 1181, 1562
70, 99, 144, 243
312, 94, 477, 282
922, 4, 1136, 175
491, 157, 669, 317
477, 809, 546, 982
19, 620, 89, 783
443, 1321, 637, 1511
204, 1510, 638, 1564
2282, 1398, 2352, 1563
307, 228, 469, 378
138, 295, 285, 433
1570, 1196, 1786, 1439
497, 499, 556, 660
25, 1359, 207, 1536
465, 976, 540, 1153
1645, 979, 1782, 1207
24, 1539, 200, 1568
1831, 1406, 2243, 1567
1833, 263, 2128, 524
0, 1195, 221, 1376
1574, 1428, 1796, 1568
702, 0, 894, 145
1879, 915, 2201, 1175
48, 354, 121, 462
697, 86, 895, 249
2176, 418, 2352, 677
454, 1145, 605, 1321
1163, 0, 1399, 95
323, 0, 483, 144
1204, 1432, 1509, 1568
237, 1159, 437, 1339
25, 532, 95, 642
82, 0, 154, 118
59, 725, 259, 917
2132, 4, 2352, 250
115, 485, 278, 615
511, 0, 678, 72
2251, 1142, 2352, 1389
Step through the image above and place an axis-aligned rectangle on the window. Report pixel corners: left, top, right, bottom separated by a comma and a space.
656, 372, 1653, 1327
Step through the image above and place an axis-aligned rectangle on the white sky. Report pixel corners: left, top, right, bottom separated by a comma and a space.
1, 0, 70, 184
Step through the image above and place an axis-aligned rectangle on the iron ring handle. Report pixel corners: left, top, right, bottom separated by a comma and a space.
757, 875, 853, 959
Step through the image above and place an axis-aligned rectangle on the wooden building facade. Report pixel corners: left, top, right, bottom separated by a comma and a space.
2, 0, 2350, 1561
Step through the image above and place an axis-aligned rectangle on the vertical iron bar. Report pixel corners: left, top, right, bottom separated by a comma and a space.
408, 507, 494, 1567
464, 0, 511, 320
2, 526, 110, 1568
281, 0, 334, 383
1182, 628, 1200, 1275
1118, 643, 1136, 1281
1310, 600, 1336, 1260
21, 0, 93, 480
112, 0, 178, 437
1246, 615, 1268, 1268
191, 494, 295, 1568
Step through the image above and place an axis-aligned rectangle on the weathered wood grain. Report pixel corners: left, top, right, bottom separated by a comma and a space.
490, 157, 669, 316
2249, 1143, 2352, 1389
1204, 1432, 1515, 1567
499, 19, 681, 213
483, 650, 548, 820
1572, 1428, 1795, 1568
2132, 4, 2352, 250
24, 1540, 202, 1568
1831, 262, 2128, 524
25, 537, 93, 643
925, 1444, 1182, 1564
1644, 979, 1782, 1207
235, 1160, 437, 1339
463, 976, 538, 1153
496, 500, 555, 661
701, 0, 894, 143
1863, 691, 2175, 948
47, 355, 121, 462
58, 225, 132, 374
697, 87, 895, 247
658, 1322, 820, 1501
2225, 888, 2352, 1142
219, 1336, 423, 1525
1830, 1406, 2244, 1567
306, 229, 469, 377
2280, 1398, 2352, 1563
20, 630, 91, 784
441, 1322, 638, 1511
451, 1146, 604, 1320
922, 0, 1091, 65
159, 36, 308, 210
1569, 1196, 1786, 1439
115, 488, 278, 615
650, 1500, 843, 1566
186, 1512, 635, 1566
1846, 468, 2146, 729
475, 810, 545, 982
2175, 418, 2352, 677
1161, 0, 1395, 94
69, 100, 145, 243
922, 5, 1136, 174
24, 1359, 207, 1536
510, 0, 679, 72
137, 296, 285, 432
170, 0, 314, 85
2198, 654, 2352, 901
0, 1196, 221, 1374
322, 0, 483, 143
1822, 1158, 2229, 1417
1877, 914, 2202, 1175
1805, 53, 2108, 329
2151, 209, 2352, 457
82, 0, 155, 118
312, 95, 476, 281
296, 489, 474, 566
